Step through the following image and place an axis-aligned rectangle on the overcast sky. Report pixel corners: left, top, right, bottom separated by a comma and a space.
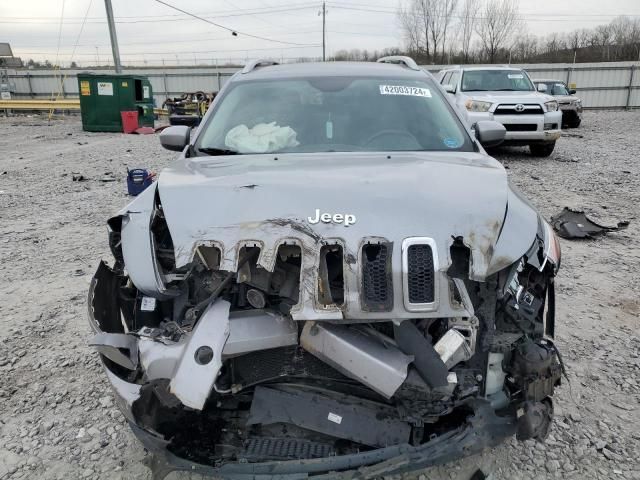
2, 0, 640, 66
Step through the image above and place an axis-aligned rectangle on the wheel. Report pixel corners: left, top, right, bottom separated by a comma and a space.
567, 118, 581, 128
529, 141, 556, 157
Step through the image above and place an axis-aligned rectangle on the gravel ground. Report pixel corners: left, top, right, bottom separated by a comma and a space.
0, 111, 639, 480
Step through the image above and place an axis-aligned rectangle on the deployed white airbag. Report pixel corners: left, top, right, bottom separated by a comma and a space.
225, 122, 299, 153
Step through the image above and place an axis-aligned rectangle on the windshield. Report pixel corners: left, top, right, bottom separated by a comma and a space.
539, 82, 570, 96
461, 70, 534, 92
195, 76, 473, 155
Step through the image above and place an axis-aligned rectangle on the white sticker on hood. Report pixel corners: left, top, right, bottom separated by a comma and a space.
379, 85, 431, 97
507, 74, 524, 79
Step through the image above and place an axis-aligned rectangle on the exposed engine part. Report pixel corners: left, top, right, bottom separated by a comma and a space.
223, 310, 298, 358
300, 321, 412, 398
485, 352, 508, 409
434, 329, 472, 369
246, 288, 266, 309
506, 339, 562, 403
393, 320, 449, 388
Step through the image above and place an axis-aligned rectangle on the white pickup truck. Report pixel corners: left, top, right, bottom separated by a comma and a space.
437, 66, 562, 157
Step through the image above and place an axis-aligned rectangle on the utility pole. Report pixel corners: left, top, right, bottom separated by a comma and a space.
104, 0, 122, 73
322, 2, 326, 62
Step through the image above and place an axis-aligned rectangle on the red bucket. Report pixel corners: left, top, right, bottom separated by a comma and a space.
120, 110, 139, 134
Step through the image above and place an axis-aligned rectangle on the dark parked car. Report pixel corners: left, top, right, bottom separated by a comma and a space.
89, 57, 563, 479
534, 79, 583, 128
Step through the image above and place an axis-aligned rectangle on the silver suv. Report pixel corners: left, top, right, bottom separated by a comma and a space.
438, 66, 562, 157
88, 57, 562, 479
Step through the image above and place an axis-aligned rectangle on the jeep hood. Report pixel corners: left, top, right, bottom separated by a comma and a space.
153, 151, 538, 281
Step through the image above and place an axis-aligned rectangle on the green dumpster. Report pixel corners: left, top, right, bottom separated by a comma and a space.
77, 73, 155, 132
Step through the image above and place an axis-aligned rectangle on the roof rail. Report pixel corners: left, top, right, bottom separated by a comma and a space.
241, 59, 279, 74
376, 56, 420, 71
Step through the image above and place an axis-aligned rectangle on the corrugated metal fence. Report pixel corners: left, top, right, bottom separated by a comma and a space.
5, 61, 640, 109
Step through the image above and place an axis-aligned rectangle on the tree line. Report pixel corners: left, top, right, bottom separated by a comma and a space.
332, 0, 640, 65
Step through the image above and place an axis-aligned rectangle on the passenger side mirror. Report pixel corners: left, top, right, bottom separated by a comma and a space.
443, 84, 456, 94
474, 121, 506, 148
569, 89, 577, 95
537, 83, 547, 93
160, 125, 191, 152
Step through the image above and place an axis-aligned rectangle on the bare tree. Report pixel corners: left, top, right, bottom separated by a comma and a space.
475, 0, 521, 63
595, 24, 613, 60
398, 0, 459, 63
438, 0, 459, 62
416, 0, 434, 60
398, 1, 423, 56
459, 0, 478, 63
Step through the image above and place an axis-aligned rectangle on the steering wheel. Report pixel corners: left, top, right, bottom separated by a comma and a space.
364, 129, 420, 148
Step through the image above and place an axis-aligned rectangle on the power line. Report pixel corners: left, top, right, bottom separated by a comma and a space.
151, 0, 318, 46
0, 6, 319, 25
1, 3, 319, 21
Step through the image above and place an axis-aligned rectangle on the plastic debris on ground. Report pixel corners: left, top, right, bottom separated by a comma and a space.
550, 207, 629, 239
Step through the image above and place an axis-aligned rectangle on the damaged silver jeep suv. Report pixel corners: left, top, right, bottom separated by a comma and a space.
88, 57, 563, 479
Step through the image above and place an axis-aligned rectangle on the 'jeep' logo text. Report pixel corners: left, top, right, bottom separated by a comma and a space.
308, 209, 356, 227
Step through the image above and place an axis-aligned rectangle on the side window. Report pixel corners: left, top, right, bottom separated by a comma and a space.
441, 72, 452, 85
449, 72, 460, 91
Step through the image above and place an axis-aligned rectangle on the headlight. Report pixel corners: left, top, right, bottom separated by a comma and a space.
465, 100, 492, 112
545, 101, 558, 112
541, 220, 561, 270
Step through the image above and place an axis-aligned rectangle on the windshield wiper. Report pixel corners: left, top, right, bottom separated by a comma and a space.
197, 147, 239, 156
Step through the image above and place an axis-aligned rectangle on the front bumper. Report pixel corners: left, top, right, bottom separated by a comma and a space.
468, 110, 562, 144
128, 399, 515, 480
559, 104, 582, 123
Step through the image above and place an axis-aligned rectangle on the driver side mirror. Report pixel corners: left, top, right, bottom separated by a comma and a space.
443, 84, 456, 94
569, 88, 577, 95
160, 125, 191, 152
537, 83, 547, 93
474, 121, 506, 148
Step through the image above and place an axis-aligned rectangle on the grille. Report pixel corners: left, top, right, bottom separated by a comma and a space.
494, 104, 544, 115
407, 244, 435, 303
504, 124, 537, 132
243, 437, 334, 460
361, 243, 393, 311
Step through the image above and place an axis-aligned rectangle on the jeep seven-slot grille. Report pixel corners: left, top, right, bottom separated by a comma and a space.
361, 243, 393, 311
407, 244, 435, 304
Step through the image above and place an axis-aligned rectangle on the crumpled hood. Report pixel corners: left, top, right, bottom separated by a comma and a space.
156, 151, 537, 281
463, 90, 554, 106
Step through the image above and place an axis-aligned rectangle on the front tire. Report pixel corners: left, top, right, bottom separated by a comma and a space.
529, 141, 556, 157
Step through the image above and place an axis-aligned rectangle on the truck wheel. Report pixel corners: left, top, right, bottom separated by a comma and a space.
529, 141, 556, 157
568, 119, 581, 128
